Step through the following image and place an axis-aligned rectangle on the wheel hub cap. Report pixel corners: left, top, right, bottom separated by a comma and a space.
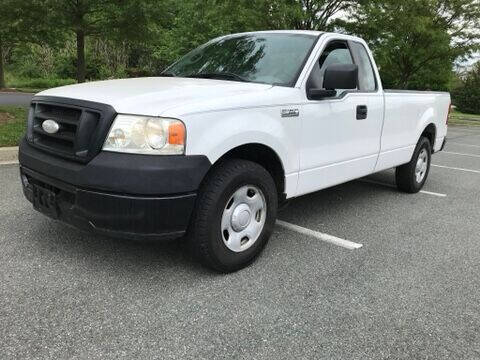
231, 204, 252, 232
415, 148, 429, 183
221, 185, 267, 253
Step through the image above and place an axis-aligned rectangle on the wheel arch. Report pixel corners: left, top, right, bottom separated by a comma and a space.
206, 143, 286, 201
420, 123, 437, 149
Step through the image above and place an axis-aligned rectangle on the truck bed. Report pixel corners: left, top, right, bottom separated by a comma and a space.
374, 90, 450, 172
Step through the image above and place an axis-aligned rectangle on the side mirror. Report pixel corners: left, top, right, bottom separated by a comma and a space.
324, 63, 358, 90
307, 64, 359, 100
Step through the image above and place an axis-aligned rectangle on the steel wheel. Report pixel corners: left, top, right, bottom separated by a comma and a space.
188, 159, 278, 272
221, 185, 267, 253
415, 148, 429, 183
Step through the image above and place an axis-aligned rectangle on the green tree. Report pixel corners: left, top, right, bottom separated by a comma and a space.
0, 0, 50, 88
151, 0, 355, 72
340, 0, 480, 90
151, 0, 273, 70
45, 0, 167, 83
45, 0, 113, 83
271, 0, 356, 30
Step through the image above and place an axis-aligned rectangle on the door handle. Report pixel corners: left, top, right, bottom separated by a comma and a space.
356, 105, 368, 120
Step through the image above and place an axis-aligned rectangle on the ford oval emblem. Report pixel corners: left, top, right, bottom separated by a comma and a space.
42, 119, 60, 134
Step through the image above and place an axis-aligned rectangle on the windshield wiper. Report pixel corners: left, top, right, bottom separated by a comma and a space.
185, 72, 248, 82
160, 72, 176, 77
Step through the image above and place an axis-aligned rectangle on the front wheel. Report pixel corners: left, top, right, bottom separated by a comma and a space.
188, 159, 278, 273
396, 137, 432, 193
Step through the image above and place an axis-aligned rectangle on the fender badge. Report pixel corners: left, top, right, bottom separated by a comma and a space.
281, 109, 299, 118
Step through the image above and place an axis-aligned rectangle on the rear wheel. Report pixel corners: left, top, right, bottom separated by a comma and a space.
396, 137, 432, 193
188, 159, 278, 273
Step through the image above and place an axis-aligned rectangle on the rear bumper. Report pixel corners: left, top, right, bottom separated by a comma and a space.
19, 138, 211, 240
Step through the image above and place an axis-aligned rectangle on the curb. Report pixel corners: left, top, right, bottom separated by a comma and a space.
0, 146, 19, 163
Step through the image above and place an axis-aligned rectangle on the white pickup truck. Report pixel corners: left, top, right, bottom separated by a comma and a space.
19, 31, 450, 272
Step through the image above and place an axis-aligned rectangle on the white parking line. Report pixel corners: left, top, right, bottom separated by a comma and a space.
276, 220, 363, 250
359, 179, 447, 197
442, 151, 480, 158
419, 190, 447, 197
432, 164, 480, 174
0, 160, 19, 166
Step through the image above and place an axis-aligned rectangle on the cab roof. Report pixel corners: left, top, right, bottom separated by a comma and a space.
221, 30, 364, 43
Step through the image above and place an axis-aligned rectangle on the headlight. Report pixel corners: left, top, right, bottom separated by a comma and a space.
103, 115, 185, 155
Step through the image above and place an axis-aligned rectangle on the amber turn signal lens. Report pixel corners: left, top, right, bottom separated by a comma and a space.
168, 122, 185, 145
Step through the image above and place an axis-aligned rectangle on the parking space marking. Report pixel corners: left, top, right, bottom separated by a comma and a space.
442, 151, 480, 158
0, 161, 19, 166
419, 190, 448, 197
276, 220, 363, 250
432, 164, 480, 174
359, 179, 447, 197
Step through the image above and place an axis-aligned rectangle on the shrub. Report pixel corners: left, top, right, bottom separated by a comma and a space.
12, 44, 56, 78
125, 67, 153, 78
17, 78, 76, 89
452, 63, 480, 115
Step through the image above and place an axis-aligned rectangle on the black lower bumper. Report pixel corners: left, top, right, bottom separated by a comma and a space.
21, 166, 197, 240
19, 138, 211, 240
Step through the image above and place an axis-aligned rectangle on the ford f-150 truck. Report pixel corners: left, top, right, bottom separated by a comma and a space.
19, 31, 450, 272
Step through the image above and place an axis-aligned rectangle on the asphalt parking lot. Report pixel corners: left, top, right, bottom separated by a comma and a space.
1, 126, 479, 360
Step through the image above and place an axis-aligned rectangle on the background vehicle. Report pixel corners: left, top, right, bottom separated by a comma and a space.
19, 31, 450, 272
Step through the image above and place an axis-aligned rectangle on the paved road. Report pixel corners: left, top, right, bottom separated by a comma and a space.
0, 92, 34, 106
1, 126, 479, 359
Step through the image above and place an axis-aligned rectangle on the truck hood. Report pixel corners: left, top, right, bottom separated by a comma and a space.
37, 77, 274, 117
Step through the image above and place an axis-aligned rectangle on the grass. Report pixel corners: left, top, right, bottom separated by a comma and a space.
3, 73, 76, 93
0, 106, 27, 147
449, 109, 480, 126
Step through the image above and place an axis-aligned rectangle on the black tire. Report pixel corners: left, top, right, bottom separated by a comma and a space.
188, 159, 278, 273
396, 137, 432, 193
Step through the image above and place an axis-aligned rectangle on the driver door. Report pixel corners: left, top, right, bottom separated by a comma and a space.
296, 39, 383, 196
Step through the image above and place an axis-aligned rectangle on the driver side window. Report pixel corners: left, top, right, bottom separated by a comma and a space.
307, 41, 355, 96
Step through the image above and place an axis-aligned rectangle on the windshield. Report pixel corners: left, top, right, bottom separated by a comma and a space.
164, 33, 318, 87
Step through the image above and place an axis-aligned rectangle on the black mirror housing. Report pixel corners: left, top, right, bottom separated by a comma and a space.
323, 64, 358, 90
307, 89, 337, 100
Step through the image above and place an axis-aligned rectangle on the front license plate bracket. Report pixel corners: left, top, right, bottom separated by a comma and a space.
33, 185, 59, 219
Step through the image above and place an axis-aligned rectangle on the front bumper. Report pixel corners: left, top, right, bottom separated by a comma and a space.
19, 138, 211, 240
